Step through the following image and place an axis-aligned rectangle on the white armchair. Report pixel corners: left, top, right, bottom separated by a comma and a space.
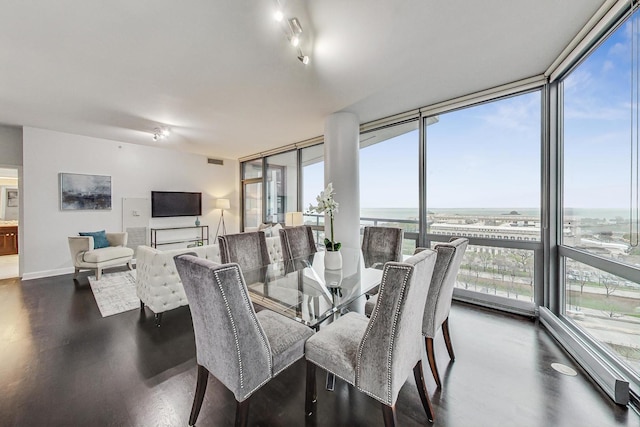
68, 232, 134, 280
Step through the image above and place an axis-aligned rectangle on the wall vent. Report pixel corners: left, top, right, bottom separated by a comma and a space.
208, 158, 224, 165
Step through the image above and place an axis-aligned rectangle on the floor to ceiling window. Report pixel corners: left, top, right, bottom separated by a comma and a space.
242, 159, 263, 230
359, 120, 419, 254
265, 151, 298, 224
424, 91, 542, 307
562, 11, 640, 377
241, 144, 324, 232
301, 144, 325, 243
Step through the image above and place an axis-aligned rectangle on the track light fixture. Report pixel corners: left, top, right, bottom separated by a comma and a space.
273, 2, 310, 65
152, 127, 170, 141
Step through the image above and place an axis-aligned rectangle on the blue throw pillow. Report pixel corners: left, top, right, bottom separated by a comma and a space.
79, 230, 110, 249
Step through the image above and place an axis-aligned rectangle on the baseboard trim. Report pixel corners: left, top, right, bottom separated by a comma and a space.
21, 261, 137, 281
539, 307, 629, 405
453, 287, 536, 317
22, 267, 74, 281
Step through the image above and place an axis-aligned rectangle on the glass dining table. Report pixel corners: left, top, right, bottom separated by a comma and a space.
242, 247, 384, 330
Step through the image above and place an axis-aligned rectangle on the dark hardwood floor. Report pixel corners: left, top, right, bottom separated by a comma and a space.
0, 270, 638, 426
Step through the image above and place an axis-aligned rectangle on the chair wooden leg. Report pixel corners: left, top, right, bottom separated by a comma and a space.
442, 317, 455, 361
305, 361, 317, 416
425, 337, 441, 388
381, 403, 397, 427
413, 360, 435, 422
189, 365, 209, 426
235, 398, 250, 427
73, 268, 80, 279
96, 268, 102, 281
127, 260, 134, 271
139, 300, 144, 312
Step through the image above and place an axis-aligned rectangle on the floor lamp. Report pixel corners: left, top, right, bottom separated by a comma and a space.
215, 198, 230, 239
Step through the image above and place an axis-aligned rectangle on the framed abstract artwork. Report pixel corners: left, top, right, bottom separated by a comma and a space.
59, 173, 112, 210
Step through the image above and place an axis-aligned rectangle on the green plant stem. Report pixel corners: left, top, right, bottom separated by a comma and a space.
330, 212, 335, 250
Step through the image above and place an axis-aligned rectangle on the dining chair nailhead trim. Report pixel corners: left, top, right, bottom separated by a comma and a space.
386, 266, 412, 404
212, 266, 272, 395
213, 266, 245, 389
356, 263, 412, 405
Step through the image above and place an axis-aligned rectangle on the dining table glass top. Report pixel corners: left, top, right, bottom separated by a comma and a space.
241, 248, 385, 329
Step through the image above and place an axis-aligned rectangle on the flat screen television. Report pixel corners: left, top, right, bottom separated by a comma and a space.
151, 191, 202, 218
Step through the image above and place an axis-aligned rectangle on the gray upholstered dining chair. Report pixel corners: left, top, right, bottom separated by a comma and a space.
218, 231, 271, 270
304, 249, 438, 426
174, 254, 315, 427
365, 237, 469, 389
279, 225, 317, 274
361, 226, 404, 269
421, 237, 468, 388
362, 226, 404, 300
279, 225, 317, 261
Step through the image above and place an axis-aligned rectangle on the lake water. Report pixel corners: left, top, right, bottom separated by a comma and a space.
358, 207, 630, 221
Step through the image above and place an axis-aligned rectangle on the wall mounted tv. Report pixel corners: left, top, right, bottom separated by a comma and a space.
151, 191, 202, 218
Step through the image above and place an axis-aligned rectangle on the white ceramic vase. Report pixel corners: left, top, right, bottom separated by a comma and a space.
324, 250, 342, 270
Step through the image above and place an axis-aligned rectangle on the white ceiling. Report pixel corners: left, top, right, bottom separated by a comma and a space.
0, 0, 607, 159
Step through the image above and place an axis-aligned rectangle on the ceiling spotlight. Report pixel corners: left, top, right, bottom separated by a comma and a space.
298, 55, 310, 65
272, 6, 311, 66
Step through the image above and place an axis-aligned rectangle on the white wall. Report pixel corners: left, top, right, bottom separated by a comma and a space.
22, 127, 239, 279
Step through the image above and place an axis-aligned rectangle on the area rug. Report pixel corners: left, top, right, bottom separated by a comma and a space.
88, 270, 139, 317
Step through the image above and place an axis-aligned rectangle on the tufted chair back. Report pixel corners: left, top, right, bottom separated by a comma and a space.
361, 226, 404, 269
264, 234, 284, 263
136, 244, 221, 315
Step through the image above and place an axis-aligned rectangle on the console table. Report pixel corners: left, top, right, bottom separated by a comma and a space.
150, 225, 209, 248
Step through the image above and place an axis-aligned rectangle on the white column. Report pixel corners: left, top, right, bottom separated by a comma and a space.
324, 112, 360, 250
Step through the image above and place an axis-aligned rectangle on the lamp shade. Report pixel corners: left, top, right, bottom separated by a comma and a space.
216, 198, 230, 210
285, 212, 304, 227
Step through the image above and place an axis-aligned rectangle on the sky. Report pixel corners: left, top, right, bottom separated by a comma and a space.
564, 16, 634, 210
305, 91, 541, 210
301, 13, 636, 213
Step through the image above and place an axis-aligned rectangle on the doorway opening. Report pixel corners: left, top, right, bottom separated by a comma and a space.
0, 167, 19, 279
